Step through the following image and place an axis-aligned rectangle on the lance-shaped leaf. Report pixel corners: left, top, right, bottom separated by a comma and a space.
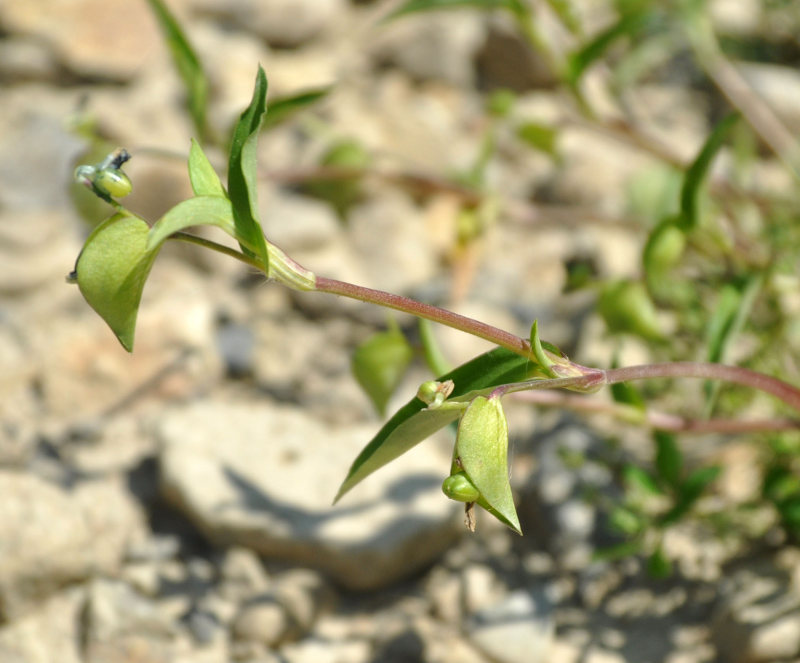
382, 0, 527, 22
188, 139, 226, 198
566, 10, 657, 86
76, 213, 161, 352
351, 323, 414, 416
145, 0, 208, 140
335, 346, 536, 502
261, 86, 331, 132
228, 66, 270, 270
679, 112, 740, 230
456, 395, 521, 534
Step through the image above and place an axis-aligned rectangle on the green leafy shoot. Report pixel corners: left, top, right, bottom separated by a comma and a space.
227, 66, 270, 271
703, 274, 762, 412
679, 112, 740, 230
261, 87, 331, 132
660, 465, 720, 526
654, 431, 683, 490
516, 122, 560, 159
566, 9, 655, 87
352, 321, 414, 416
544, 0, 582, 36
381, 0, 528, 23
706, 275, 761, 365
145, 0, 208, 140
646, 546, 672, 578
623, 464, 663, 497
419, 318, 452, 377
334, 346, 537, 502
188, 139, 226, 198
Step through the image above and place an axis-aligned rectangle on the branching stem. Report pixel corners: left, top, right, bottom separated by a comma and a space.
168, 235, 800, 416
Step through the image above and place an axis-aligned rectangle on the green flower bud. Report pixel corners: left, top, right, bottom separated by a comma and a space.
74, 148, 132, 199
416, 379, 454, 407
442, 471, 481, 503
93, 167, 132, 198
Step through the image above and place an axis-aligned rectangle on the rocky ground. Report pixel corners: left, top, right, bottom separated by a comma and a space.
2, 0, 800, 662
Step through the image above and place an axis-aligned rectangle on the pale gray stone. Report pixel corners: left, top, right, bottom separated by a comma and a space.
232, 599, 291, 648
85, 578, 178, 643
0, 473, 144, 622
347, 190, 440, 295
738, 62, 800, 133
712, 554, 800, 662
467, 589, 555, 663
371, 11, 487, 86
0, 587, 85, 663
159, 400, 462, 590
0, 0, 166, 80
262, 191, 342, 254
191, 0, 346, 48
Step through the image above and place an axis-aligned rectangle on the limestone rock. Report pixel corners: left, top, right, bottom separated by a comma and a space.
0, 587, 85, 663
158, 399, 461, 590
467, 589, 555, 663
712, 552, 800, 663
0, 473, 144, 621
191, 0, 346, 48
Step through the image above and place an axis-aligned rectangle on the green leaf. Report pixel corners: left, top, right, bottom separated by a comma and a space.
623, 464, 663, 496
145, 0, 208, 140
763, 465, 800, 503
304, 139, 371, 219
660, 465, 720, 525
352, 323, 414, 416
76, 213, 161, 352
516, 122, 559, 159
188, 139, 226, 198
611, 380, 645, 410
261, 87, 331, 132
706, 284, 741, 365
544, 0, 582, 35
593, 539, 643, 561
643, 218, 685, 277
680, 465, 721, 505
419, 318, 452, 377
598, 280, 663, 341
334, 346, 536, 502
778, 497, 800, 529
147, 196, 237, 252
566, 10, 655, 86
456, 396, 521, 534
228, 66, 270, 270
703, 275, 762, 412
608, 505, 644, 535
529, 320, 555, 374
655, 431, 682, 489
382, 0, 527, 23
679, 113, 740, 230
706, 275, 762, 364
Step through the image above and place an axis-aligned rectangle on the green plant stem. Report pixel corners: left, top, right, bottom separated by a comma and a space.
315, 276, 533, 358
168, 235, 800, 413
605, 362, 800, 412
171, 232, 264, 269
